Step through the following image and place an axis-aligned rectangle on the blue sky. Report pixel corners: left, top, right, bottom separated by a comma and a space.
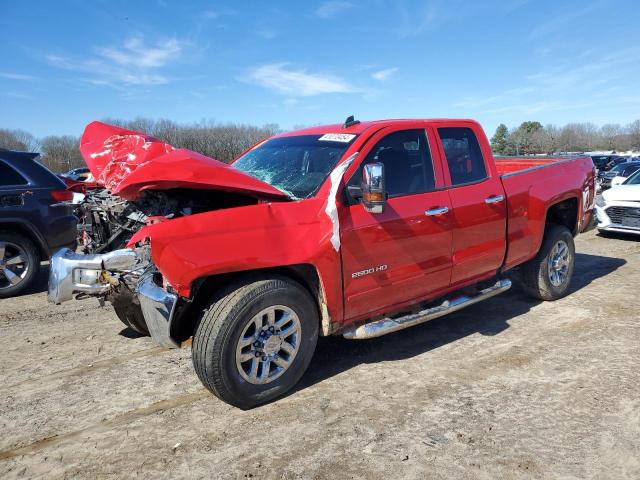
1, 0, 639, 138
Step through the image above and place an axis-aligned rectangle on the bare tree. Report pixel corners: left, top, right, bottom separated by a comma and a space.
0, 129, 40, 152
40, 135, 84, 173
628, 120, 640, 151
600, 124, 622, 150
4, 118, 640, 175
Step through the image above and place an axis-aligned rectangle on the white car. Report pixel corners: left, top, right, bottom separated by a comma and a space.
596, 169, 640, 235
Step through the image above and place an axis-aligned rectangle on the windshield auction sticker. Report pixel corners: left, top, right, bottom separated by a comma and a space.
318, 133, 356, 143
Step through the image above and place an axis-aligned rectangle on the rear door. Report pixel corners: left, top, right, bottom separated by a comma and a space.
340, 125, 453, 320
435, 125, 507, 285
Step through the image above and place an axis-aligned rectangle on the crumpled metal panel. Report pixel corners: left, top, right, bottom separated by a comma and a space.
79, 121, 289, 201
79, 120, 366, 325
125, 193, 359, 323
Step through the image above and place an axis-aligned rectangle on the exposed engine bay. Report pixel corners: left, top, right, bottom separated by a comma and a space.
76, 188, 258, 253
50, 121, 291, 346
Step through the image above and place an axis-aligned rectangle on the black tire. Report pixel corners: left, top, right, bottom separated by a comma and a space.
0, 232, 40, 299
192, 275, 319, 409
113, 302, 149, 335
521, 224, 575, 301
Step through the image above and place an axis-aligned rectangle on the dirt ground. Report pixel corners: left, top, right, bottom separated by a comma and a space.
1, 229, 639, 479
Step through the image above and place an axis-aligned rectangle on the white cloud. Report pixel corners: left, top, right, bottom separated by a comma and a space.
503, 0, 532, 13
529, 2, 602, 40
5, 91, 34, 100
394, 1, 442, 37
315, 1, 354, 19
96, 37, 182, 69
255, 27, 277, 39
203, 10, 220, 19
248, 63, 355, 96
202, 7, 235, 20
371, 67, 398, 81
0, 72, 36, 81
46, 35, 186, 87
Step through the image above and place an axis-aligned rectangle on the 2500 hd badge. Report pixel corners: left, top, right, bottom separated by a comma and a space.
351, 264, 388, 278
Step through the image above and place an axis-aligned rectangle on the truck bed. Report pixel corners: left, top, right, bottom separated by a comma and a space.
496, 155, 595, 270
495, 156, 574, 176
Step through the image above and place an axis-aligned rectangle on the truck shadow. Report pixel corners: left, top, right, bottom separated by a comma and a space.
597, 231, 640, 242
293, 252, 625, 395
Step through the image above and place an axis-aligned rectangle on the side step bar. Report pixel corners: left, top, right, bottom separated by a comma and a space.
342, 279, 512, 340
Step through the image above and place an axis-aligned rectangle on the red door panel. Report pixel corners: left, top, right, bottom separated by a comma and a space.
340, 191, 453, 320
447, 179, 507, 284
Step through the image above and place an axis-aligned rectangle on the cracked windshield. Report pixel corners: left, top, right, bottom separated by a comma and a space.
233, 134, 357, 199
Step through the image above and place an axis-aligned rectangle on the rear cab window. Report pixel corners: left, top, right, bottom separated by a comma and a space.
437, 127, 488, 186
0, 160, 29, 187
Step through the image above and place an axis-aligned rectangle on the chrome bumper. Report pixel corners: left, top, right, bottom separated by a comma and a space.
48, 248, 138, 303
138, 274, 179, 348
48, 247, 180, 348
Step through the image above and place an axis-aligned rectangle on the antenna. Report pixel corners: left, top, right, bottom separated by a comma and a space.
343, 115, 360, 129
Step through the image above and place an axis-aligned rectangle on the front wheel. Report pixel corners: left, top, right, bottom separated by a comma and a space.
192, 276, 319, 409
520, 224, 575, 301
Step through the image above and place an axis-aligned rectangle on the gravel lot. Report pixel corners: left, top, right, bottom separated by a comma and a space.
1, 229, 639, 479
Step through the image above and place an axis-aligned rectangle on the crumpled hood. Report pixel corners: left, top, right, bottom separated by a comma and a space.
79, 121, 289, 201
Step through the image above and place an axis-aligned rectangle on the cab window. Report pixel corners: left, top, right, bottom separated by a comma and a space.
348, 129, 435, 198
438, 127, 487, 185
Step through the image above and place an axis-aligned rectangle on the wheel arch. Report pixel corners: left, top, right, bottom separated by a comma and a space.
0, 219, 46, 259
545, 196, 579, 235
170, 264, 334, 344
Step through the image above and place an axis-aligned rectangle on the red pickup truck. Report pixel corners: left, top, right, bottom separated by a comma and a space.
49, 117, 596, 408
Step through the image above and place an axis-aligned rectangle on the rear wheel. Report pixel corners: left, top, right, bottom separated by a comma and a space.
0, 232, 40, 298
192, 276, 318, 409
521, 224, 575, 301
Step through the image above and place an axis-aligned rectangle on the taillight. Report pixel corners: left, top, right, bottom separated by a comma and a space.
68, 183, 87, 193
50, 190, 74, 202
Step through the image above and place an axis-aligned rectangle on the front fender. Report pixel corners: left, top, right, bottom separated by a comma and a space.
128, 199, 345, 322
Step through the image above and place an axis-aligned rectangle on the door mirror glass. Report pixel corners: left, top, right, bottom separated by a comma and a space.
361, 162, 385, 213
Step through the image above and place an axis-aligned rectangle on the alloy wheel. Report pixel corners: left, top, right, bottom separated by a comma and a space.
235, 305, 302, 385
0, 241, 30, 291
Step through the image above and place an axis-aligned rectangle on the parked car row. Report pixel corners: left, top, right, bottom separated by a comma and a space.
590, 154, 628, 172
598, 160, 640, 189
594, 155, 640, 191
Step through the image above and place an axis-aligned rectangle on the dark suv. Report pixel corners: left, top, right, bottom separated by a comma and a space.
0, 149, 77, 297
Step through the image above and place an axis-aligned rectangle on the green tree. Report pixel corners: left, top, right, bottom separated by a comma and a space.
510, 121, 543, 154
490, 124, 509, 155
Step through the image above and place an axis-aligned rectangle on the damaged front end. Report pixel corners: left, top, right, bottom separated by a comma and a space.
48, 121, 296, 348
48, 245, 180, 348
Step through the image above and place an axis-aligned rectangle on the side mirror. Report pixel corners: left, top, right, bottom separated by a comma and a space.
361, 162, 386, 213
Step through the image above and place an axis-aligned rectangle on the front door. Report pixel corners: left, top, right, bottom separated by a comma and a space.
340, 127, 454, 320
